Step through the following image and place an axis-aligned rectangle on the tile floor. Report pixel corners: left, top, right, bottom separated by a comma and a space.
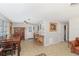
20, 39, 77, 56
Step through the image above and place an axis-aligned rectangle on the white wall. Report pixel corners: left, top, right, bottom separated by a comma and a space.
69, 17, 79, 41
13, 22, 26, 29
33, 24, 39, 33
39, 20, 65, 46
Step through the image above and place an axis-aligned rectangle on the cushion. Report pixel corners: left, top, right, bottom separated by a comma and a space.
75, 40, 79, 46
70, 40, 79, 47
76, 37, 79, 43
74, 46, 79, 51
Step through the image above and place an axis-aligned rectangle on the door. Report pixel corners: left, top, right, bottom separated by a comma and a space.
21, 28, 25, 40
64, 25, 66, 42
14, 27, 25, 40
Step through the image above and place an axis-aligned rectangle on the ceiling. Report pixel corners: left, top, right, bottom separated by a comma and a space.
0, 3, 79, 24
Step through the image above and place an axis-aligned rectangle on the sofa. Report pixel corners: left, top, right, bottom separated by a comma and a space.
69, 37, 79, 54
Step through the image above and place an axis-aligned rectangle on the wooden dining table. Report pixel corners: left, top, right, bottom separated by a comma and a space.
0, 36, 21, 56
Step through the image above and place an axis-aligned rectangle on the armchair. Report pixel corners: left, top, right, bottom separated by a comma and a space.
69, 37, 79, 54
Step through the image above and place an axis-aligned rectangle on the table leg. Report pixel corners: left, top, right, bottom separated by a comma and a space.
17, 44, 21, 56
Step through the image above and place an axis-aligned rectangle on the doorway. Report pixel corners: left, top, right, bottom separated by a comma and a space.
64, 25, 66, 42
14, 27, 25, 40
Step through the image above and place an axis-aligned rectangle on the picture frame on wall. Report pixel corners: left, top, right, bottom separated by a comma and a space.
49, 22, 57, 32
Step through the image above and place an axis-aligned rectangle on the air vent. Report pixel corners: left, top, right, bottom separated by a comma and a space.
70, 3, 79, 6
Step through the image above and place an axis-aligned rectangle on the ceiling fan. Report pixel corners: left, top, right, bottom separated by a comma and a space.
24, 19, 34, 25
